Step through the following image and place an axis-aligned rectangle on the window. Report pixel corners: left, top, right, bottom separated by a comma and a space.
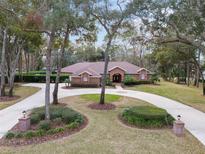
83, 76, 88, 82
141, 74, 145, 80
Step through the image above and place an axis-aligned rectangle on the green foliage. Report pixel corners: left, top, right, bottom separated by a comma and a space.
15, 132, 23, 138
80, 94, 121, 103
30, 114, 41, 124
38, 121, 51, 131
123, 75, 136, 85
24, 131, 35, 139
34, 129, 46, 137
47, 127, 65, 135
52, 117, 62, 125
106, 77, 113, 86
122, 106, 174, 128
5, 132, 15, 139
150, 74, 160, 84
62, 110, 83, 124
123, 75, 152, 85
31, 105, 83, 125
66, 121, 80, 129
15, 73, 69, 83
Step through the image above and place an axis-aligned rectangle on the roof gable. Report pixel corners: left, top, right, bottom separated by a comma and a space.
61, 61, 151, 75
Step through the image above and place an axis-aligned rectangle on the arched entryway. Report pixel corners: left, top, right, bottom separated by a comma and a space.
112, 74, 122, 83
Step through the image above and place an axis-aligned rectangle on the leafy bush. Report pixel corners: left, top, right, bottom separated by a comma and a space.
66, 121, 80, 129
123, 75, 152, 85
52, 117, 62, 125
106, 77, 113, 86
15, 73, 69, 83
150, 74, 160, 84
5, 132, 15, 139
38, 120, 51, 130
47, 127, 65, 134
121, 106, 174, 128
24, 131, 35, 139
30, 114, 41, 124
15, 132, 23, 138
62, 109, 83, 124
34, 129, 46, 137
5, 105, 84, 139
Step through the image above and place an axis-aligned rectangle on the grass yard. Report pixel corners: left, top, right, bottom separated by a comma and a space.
126, 81, 205, 113
80, 94, 122, 103
0, 85, 40, 110
1, 96, 204, 154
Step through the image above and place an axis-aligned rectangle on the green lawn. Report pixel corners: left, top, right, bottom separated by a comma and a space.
0, 85, 40, 110
80, 94, 122, 103
1, 96, 204, 154
126, 81, 205, 112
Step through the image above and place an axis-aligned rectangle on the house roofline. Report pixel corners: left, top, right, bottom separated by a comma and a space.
108, 66, 126, 72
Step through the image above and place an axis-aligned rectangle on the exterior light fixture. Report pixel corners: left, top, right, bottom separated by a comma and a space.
177, 115, 181, 121
22, 110, 26, 118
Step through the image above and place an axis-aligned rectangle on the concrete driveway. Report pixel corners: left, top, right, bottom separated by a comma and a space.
1, 83, 205, 146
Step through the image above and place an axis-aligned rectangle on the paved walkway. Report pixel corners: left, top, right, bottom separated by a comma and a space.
1, 83, 205, 146
115, 84, 124, 90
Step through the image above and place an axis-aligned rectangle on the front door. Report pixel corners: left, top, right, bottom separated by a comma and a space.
112, 74, 122, 83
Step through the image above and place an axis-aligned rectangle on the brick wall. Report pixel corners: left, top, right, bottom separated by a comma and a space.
109, 67, 125, 82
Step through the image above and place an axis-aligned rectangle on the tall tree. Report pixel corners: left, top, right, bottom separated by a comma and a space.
91, 0, 131, 104
52, 0, 95, 104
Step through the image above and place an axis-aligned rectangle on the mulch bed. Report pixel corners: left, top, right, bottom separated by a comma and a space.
0, 116, 88, 147
0, 96, 20, 102
88, 103, 116, 110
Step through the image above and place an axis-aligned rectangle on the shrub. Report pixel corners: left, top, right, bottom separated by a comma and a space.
150, 74, 160, 84
66, 121, 79, 129
30, 114, 41, 124
121, 106, 174, 128
5, 132, 15, 139
34, 129, 46, 137
38, 120, 51, 130
52, 117, 62, 125
47, 127, 65, 134
62, 109, 81, 124
106, 77, 113, 86
50, 107, 64, 120
123, 75, 152, 85
15, 132, 23, 138
24, 131, 35, 139
14, 73, 69, 83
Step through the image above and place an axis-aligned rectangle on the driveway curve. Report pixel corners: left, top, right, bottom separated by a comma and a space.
0, 83, 205, 146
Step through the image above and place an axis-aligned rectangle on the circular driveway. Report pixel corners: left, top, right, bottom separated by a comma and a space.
0, 83, 205, 146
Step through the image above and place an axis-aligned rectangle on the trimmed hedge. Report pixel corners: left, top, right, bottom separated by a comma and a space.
121, 106, 174, 128
123, 75, 152, 85
15, 73, 69, 83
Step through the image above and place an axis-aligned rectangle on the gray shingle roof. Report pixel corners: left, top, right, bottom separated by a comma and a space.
61, 61, 147, 75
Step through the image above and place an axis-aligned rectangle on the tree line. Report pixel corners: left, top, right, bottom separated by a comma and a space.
0, 0, 204, 121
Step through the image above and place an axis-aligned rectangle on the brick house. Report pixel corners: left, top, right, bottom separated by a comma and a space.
61, 61, 152, 87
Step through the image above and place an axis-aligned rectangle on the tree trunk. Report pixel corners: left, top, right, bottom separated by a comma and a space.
99, 38, 112, 104
45, 29, 55, 120
8, 78, 14, 97
186, 62, 190, 86
7, 46, 21, 97
0, 28, 7, 97
196, 50, 201, 88
53, 28, 69, 105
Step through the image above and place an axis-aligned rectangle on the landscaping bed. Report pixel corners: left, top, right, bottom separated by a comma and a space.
0, 105, 87, 146
120, 106, 174, 129
88, 103, 116, 110
81, 94, 121, 110
0, 96, 20, 102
